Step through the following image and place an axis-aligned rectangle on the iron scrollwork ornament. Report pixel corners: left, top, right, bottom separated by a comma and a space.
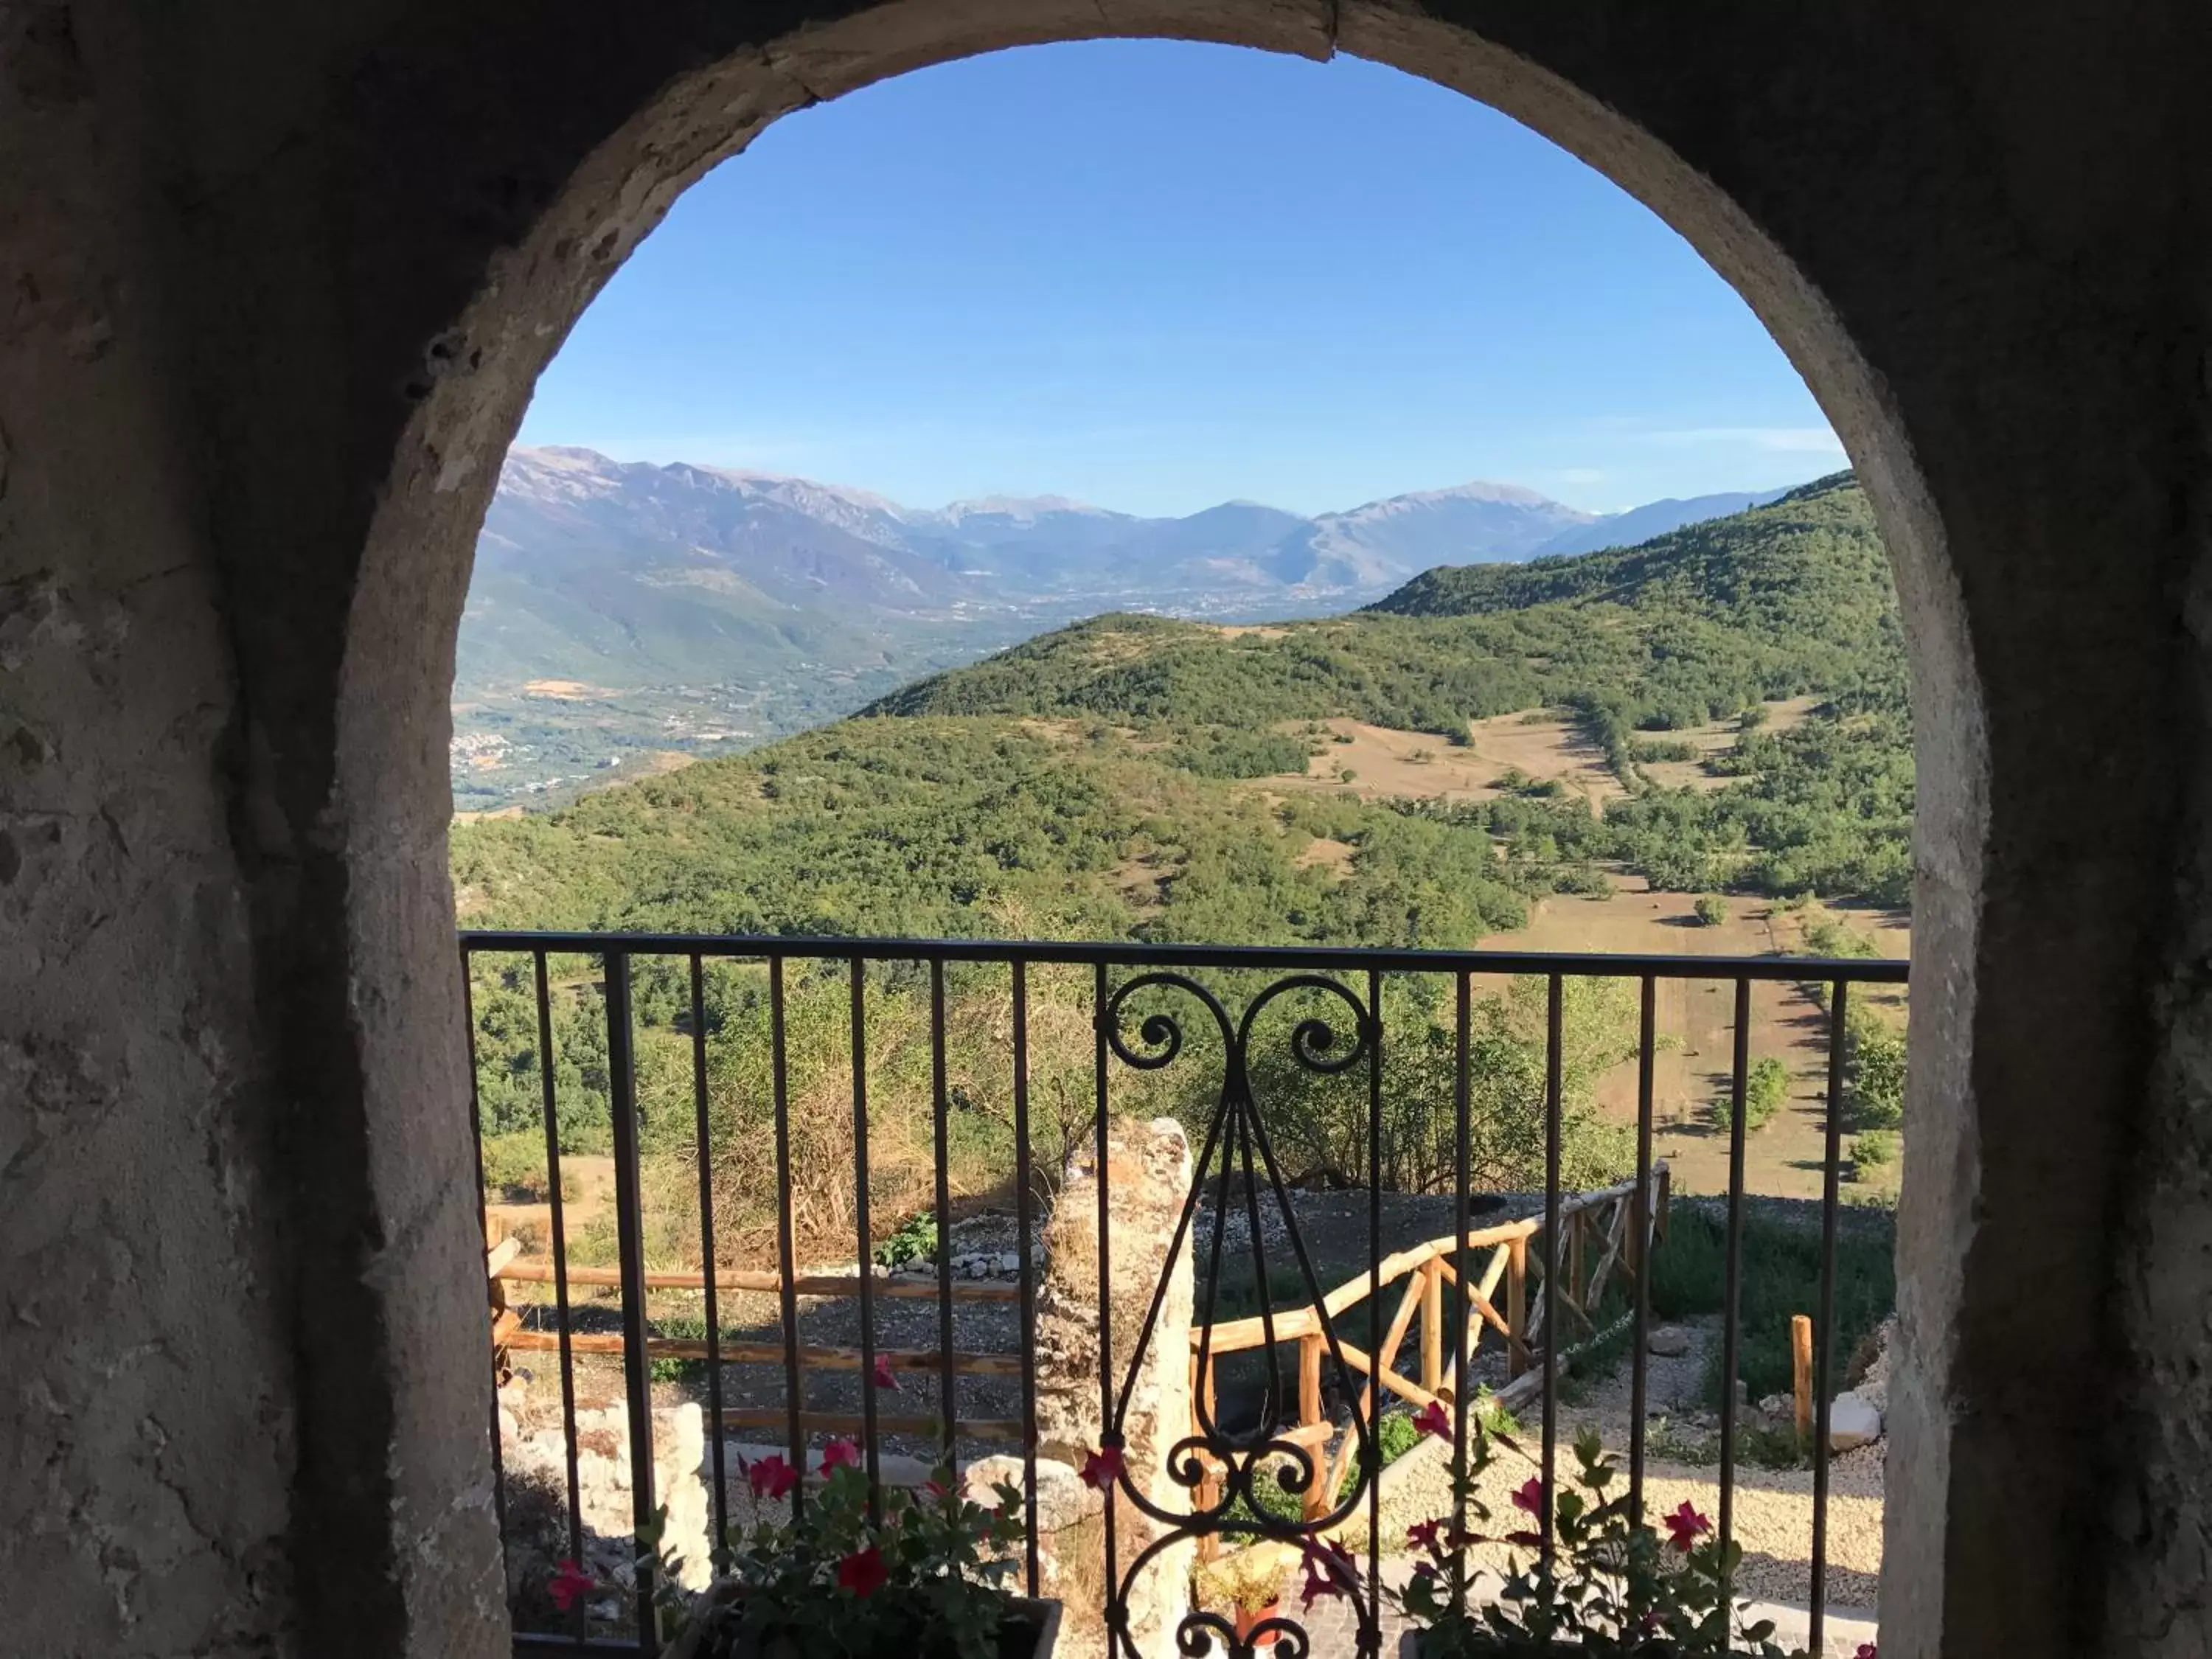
1094, 972, 1383, 1659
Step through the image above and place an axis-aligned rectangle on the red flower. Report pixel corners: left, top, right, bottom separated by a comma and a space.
1663, 1500, 1711, 1551
821, 1438, 863, 1472
872, 1355, 900, 1391
1854, 1647, 1877, 1659
924, 1478, 950, 1500
746, 1454, 798, 1500
837, 1545, 888, 1598
1413, 1399, 1452, 1440
1079, 1444, 1125, 1492
548, 1559, 597, 1613
1511, 1477, 1545, 1517
1406, 1518, 1443, 1556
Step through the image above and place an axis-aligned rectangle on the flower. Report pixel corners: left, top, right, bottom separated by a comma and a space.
1663, 1500, 1711, 1551
746, 1454, 798, 1501
1406, 1518, 1443, 1556
872, 1355, 900, 1391
1413, 1399, 1452, 1440
821, 1438, 863, 1472
1079, 1444, 1125, 1492
1511, 1477, 1545, 1517
836, 1545, 888, 1598
548, 1559, 597, 1613
924, 1478, 950, 1500
1854, 1647, 1877, 1659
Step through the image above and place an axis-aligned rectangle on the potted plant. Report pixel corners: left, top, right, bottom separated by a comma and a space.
553, 1441, 1058, 1659
1291, 1413, 1863, 1659
1195, 1542, 1296, 1649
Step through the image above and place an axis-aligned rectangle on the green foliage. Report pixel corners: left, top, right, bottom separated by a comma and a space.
1850, 1130, 1899, 1175
1649, 1208, 1895, 1410
873, 1211, 939, 1269
1843, 1011, 1907, 1130
1708, 1057, 1791, 1134
1692, 895, 1729, 928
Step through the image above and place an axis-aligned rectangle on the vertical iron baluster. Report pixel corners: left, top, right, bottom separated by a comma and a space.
689, 954, 729, 1557
1540, 973, 1562, 1587
602, 951, 659, 1652
1717, 976, 1751, 1601
931, 959, 957, 1464
1093, 961, 1119, 1639
533, 951, 585, 1580
459, 949, 507, 1545
1451, 970, 1472, 1613
1630, 974, 1656, 1524
770, 958, 804, 1520
1012, 959, 1040, 1594
849, 958, 882, 1517
1366, 967, 1382, 1654
1809, 978, 1850, 1655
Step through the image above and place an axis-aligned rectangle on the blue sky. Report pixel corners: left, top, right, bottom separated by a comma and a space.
518, 41, 1843, 519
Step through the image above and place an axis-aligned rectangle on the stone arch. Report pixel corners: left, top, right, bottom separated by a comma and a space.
60, 5, 2199, 1658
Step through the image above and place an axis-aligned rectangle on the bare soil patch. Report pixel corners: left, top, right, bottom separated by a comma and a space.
1253, 717, 1619, 807
1483, 878, 1909, 1200
1638, 695, 1823, 791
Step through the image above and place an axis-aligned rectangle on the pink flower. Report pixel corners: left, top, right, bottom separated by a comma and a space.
1511, 1477, 1545, 1517
1413, 1399, 1452, 1440
837, 1545, 888, 1597
924, 1478, 950, 1500
746, 1454, 798, 1500
1079, 1444, 1125, 1491
872, 1354, 900, 1391
821, 1438, 863, 1472
1663, 1500, 1711, 1551
1854, 1647, 1877, 1659
548, 1559, 597, 1613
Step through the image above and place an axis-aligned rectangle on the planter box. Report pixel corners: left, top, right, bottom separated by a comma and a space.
667, 1594, 1060, 1659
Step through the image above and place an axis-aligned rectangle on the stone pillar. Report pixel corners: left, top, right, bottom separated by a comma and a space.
1032, 1118, 1195, 1659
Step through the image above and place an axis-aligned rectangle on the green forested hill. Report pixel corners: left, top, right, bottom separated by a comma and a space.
451, 473, 1912, 942
866, 473, 1899, 742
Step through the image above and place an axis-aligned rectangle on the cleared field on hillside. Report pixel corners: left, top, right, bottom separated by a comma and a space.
1637, 695, 1822, 790
1481, 877, 1907, 1200
1262, 714, 1624, 805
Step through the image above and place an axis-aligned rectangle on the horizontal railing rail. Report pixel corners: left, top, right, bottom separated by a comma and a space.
462, 930, 1906, 1659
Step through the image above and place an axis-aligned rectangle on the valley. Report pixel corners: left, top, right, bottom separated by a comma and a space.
455, 447, 1799, 807
456, 473, 1910, 1206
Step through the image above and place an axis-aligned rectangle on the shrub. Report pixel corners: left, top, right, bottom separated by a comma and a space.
1692, 895, 1729, 927
481, 1131, 571, 1200
1851, 1130, 1899, 1175
1844, 1015, 1907, 1130
873, 1211, 938, 1269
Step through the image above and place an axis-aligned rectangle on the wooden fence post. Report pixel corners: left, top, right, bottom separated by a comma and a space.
1506, 1235, 1528, 1380
1299, 1333, 1324, 1427
1568, 1209, 1588, 1310
1792, 1314, 1815, 1449
1420, 1258, 1445, 1397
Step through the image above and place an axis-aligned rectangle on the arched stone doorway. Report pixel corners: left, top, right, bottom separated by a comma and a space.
10, 5, 2208, 1658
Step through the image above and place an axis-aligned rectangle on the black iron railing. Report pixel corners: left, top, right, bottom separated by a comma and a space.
462, 931, 1907, 1658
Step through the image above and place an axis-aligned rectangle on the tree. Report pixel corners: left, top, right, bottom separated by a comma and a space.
1693, 894, 1730, 927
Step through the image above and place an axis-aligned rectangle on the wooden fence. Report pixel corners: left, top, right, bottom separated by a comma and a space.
1186, 1162, 1669, 1518
486, 1161, 1666, 1463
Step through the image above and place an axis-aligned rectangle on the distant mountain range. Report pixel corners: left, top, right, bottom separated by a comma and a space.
464, 448, 1792, 688
451, 447, 1807, 807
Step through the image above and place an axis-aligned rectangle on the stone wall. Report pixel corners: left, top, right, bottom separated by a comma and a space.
972, 1117, 1194, 1659
500, 1399, 713, 1607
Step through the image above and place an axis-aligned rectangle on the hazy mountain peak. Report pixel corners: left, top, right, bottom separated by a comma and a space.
933, 493, 1121, 524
